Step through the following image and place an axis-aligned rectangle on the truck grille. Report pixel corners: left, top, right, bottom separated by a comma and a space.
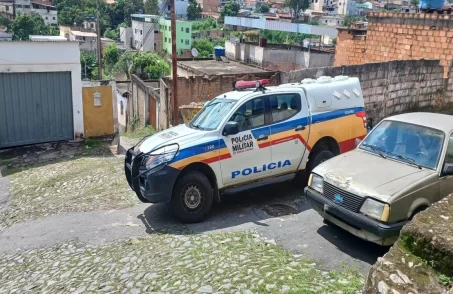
323, 182, 364, 212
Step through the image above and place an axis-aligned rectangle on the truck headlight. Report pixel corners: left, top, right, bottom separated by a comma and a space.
360, 198, 390, 222
144, 144, 179, 170
309, 173, 324, 194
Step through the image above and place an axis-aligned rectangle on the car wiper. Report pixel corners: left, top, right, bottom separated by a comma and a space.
386, 152, 422, 169
189, 123, 205, 130
361, 143, 387, 159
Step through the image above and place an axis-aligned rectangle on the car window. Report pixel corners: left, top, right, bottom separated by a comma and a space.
360, 120, 444, 169
189, 98, 237, 130
269, 94, 301, 123
444, 134, 453, 165
229, 97, 265, 132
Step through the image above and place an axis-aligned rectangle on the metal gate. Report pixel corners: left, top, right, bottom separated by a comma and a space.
0, 72, 74, 148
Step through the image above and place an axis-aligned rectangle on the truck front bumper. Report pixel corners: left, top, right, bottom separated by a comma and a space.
124, 147, 179, 203
304, 187, 406, 246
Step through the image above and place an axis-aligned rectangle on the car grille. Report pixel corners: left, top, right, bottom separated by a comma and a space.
323, 182, 364, 212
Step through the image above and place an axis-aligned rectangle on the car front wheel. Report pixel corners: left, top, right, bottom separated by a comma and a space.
171, 171, 213, 223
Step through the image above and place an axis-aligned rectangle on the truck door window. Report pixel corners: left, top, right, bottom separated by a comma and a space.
270, 94, 301, 123
229, 97, 265, 132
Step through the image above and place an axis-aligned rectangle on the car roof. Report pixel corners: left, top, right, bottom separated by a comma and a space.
385, 112, 453, 133
218, 86, 302, 100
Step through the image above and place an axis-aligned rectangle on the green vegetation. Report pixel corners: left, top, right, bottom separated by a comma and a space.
237, 29, 317, 45
191, 18, 218, 32
259, 2, 270, 13
103, 43, 120, 74
284, 0, 310, 21
144, 0, 159, 15
122, 124, 155, 139
439, 274, 452, 287
187, 0, 202, 20
111, 51, 170, 80
80, 52, 97, 80
10, 14, 58, 40
221, 0, 240, 18
192, 39, 215, 57
343, 15, 367, 28
0, 15, 10, 30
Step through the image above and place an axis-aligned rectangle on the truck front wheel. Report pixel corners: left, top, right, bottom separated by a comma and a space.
171, 171, 213, 223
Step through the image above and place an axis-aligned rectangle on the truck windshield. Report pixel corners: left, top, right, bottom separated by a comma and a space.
189, 98, 237, 131
359, 120, 444, 169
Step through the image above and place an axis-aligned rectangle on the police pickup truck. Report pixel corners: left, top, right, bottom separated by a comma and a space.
125, 76, 368, 222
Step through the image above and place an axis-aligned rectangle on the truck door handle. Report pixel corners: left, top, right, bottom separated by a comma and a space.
257, 135, 268, 141
295, 126, 306, 131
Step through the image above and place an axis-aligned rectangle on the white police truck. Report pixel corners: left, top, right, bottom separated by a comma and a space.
125, 77, 368, 222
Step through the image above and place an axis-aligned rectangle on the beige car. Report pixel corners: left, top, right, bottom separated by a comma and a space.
305, 112, 453, 246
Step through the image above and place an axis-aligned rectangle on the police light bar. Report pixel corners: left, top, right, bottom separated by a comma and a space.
235, 79, 270, 90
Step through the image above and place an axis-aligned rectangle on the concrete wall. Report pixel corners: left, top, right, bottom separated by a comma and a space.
335, 12, 453, 76
0, 41, 83, 138
120, 27, 133, 48
281, 59, 450, 125
132, 20, 156, 51
226, 41, 334, 71
117, 92, 128, 132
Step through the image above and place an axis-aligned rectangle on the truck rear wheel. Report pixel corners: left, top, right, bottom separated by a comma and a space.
171, 171, 213, 223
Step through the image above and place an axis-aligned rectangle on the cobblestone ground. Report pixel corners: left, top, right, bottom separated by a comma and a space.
0, 232, 363, 294
0, 156, 139, 229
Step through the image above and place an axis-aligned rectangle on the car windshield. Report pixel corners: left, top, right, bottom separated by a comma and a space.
360, 120, 444, 169
188, 98, 237, 131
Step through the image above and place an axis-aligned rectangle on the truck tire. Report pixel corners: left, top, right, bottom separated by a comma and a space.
306, 149, 334, 178
171, 171, 213, 223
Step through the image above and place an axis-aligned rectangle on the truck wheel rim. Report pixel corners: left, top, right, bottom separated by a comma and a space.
183, 185, 202, 210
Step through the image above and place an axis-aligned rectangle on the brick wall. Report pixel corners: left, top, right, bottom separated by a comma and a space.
161, 71, 279, 125
334, 13, 453, 76
334, 30, 366, 66
281, 59, 451, 124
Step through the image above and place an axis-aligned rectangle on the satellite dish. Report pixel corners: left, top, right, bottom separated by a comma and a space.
0, 26, 7, 32
191, 48, 199, 58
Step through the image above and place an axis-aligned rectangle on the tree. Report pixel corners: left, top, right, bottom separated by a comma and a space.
104, 28, 118, 40
80, 52, 97, 80
10, 14, 56, 40
192, 39, 214, 57
284, 0, 310, 21
0, 15, 10, 30
112, 52, 170, 79
410, 0, 419, 6
103, 43, 120, 74
144, 0, 160, 14
124, 0, 144, 25
187, 0, 202, 20
260, 3, 270, 13
220, 0, 240, 18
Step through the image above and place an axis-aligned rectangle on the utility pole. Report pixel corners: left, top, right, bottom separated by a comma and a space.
96, 0, 103, 80
170, 0, 178, 126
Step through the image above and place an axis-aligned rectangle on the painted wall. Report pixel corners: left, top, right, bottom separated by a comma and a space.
116, 92, 128, 132
0, 41, 83, 138
159, 19, 192, 55
82, 85, 115, 137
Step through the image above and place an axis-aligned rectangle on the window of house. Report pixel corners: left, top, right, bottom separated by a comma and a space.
53, 17, 55, 20
181, 39, 183, 43
24, 4, 30, 8
229, 97, 265, 132
181, 27, 183, 32
154, 30, 158, 33
45, 16, 48, 20
120, 101, 124, 115
185, 39, 189, 45
269, 94, 301, 123
186, 28, 190, 33
325, 20, 328, 23
140, 30, 142, 35
91, 23, 94, 28
165, 37, 167, 42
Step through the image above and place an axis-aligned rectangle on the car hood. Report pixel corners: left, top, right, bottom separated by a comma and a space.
137, 124, 205, 154
313, 149, 435, 202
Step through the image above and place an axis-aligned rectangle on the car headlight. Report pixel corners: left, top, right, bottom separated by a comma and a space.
144, 144, 179, 170
360, 198, 390, 222
309, 173, 324, 194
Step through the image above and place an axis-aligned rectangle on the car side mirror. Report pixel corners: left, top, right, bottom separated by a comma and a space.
355, 138, 362, 148
443, 163, 453, 176
223, 121, 239, 136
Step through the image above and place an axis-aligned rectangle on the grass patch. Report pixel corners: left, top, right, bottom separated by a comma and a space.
0, 232, 364, 293
122, 125, 155, 139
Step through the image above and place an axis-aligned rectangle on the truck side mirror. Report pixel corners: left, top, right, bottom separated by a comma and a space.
443, 163, 453, 176
223, 121, 239, 136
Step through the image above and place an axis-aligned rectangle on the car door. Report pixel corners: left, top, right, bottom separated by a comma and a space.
269, 92, 310, 174
220, 96, 272, 186
440, 133, 453, 199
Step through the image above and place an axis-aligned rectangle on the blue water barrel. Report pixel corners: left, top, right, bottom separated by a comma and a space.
214, 46, 225, 57
420, 0, 444, 10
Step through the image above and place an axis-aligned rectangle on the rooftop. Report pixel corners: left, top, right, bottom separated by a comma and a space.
71, 31, 97, 37
177, 59, 269, 76
29, 35, 68, 41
